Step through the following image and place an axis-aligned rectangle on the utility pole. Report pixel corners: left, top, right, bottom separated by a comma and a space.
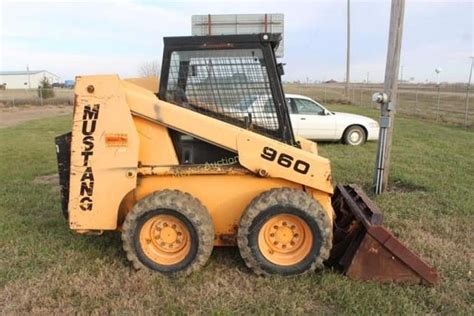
345, 0, 351, 96
465, 57, 474, 127
366, 72, 370, 84
373, 0, 405, 194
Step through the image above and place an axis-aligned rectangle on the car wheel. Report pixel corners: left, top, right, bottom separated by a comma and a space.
342, 125, 366, 146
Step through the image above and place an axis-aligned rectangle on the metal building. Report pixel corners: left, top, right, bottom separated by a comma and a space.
0, 70, 60, 89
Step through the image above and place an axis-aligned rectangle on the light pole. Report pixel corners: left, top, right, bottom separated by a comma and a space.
435, 67, 442, 85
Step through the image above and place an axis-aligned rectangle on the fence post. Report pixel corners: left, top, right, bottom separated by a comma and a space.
465, 58, 473, 127
415, 84, 419, 113
466, 99, 470, 127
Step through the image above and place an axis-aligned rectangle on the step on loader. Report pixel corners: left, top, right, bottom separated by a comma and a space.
55, 33, 438, 285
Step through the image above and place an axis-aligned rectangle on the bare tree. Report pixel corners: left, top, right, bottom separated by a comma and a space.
138, 60, 161, 77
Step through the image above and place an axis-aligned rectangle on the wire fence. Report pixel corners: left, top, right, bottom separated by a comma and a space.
285, 83, 473, 128
0, 88, 74, 107
1, 84, 472, 128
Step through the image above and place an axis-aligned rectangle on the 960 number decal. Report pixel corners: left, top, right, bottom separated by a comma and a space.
261, 147, 310, 175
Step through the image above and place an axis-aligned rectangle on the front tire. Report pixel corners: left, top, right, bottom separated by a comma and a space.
342, 125, 366, 146
237, 188, 332, 276
122, 190, 214, 276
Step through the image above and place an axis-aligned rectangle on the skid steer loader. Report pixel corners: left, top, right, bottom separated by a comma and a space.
55, 33, 438, 284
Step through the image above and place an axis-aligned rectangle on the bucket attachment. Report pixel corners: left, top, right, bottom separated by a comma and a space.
326, 184, 439, 286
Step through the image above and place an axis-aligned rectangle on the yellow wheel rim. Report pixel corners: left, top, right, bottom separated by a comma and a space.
258, 214, 313, 266
139, 214, 191, 266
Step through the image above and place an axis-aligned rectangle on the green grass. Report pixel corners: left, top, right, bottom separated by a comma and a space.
0, 110, 473, 314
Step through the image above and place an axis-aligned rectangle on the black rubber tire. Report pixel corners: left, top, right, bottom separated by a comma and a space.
237, 188, 332, 276
122, 190, 214, 276
342, 125, 367, 146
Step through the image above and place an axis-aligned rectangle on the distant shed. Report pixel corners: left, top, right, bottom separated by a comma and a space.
0, 70, 60, 89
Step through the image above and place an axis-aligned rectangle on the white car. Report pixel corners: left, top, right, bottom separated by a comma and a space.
285, 94, 379, 145
240, 94, 379, 146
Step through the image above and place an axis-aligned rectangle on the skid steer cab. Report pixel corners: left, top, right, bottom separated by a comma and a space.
56, 33, 438, 285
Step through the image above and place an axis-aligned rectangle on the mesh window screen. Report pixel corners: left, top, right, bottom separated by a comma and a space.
165, 49, 280, 136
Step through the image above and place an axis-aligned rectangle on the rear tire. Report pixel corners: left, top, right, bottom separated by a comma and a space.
122, 190, 214, 276
342, 125, 366, 146
237, 188, 332, 276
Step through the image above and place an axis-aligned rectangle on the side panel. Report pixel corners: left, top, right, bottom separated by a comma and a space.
134, 116, 178, 166
69, 75, 139, 230
236, 132, 333, 193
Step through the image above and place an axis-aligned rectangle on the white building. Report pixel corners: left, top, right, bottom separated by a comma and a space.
0, 70, 61, 89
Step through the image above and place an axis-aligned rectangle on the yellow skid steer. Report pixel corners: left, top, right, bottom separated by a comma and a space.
55, 34, 438, 284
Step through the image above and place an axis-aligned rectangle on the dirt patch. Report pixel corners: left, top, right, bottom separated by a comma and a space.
387, 179, 428, 193
33, 174, 59, 186
0, 105, 72, 128
33, 174, 60, 192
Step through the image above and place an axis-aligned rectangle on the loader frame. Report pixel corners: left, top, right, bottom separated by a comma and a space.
63, 33, 334, 233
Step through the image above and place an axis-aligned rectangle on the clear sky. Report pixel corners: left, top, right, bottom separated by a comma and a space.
1, 0, 472, 83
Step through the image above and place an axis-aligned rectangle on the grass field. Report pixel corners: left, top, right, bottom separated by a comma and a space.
0, 106, 473, 314
0, 88, 73, 106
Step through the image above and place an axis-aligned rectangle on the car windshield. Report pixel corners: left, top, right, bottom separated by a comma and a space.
237, 95, 259, 111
